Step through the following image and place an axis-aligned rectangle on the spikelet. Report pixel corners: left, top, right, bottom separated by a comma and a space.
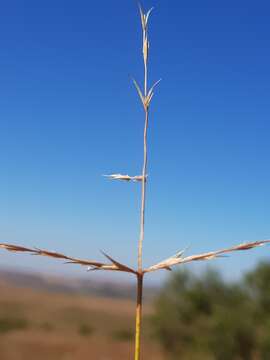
139, 5, 153, 67
0, 243, 136, 274
144, 240, 270, 273
103, 174, 147, 182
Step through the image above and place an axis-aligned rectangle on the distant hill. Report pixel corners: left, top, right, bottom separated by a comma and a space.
0, 268, 158, 300
0, 270, 162, 360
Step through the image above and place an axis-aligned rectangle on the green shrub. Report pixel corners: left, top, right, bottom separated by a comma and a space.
0, 317, 28, 334
151, 265, 270, 360
78, 323, 94, 337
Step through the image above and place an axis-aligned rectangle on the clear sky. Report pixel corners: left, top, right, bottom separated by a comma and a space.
0, 0, 269, 283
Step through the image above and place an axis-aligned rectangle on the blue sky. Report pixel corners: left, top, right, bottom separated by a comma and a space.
0, 0, 269, 283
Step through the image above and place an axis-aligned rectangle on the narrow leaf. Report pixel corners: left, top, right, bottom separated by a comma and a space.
145, 7, 154, 27
132, 78, 146, 107
101, 251, 137, 274
147, 79, 162, 99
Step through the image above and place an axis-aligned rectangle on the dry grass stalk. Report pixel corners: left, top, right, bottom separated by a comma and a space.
133, 5, 161, 358
0, 4, 269, 360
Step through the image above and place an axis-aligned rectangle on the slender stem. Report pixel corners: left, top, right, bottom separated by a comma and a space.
135, 80, 148, 360
135, 10, 150, 360
138, 109, 149, 271
138, 34, 149, 272
144, 62, 147, 97
135, 273, 144, 360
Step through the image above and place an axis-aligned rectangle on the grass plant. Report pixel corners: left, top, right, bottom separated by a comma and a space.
0, 4, 269, 360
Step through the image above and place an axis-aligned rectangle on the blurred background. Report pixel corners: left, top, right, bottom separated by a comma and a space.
1, 262, 270, 359
1, 0, 270, 358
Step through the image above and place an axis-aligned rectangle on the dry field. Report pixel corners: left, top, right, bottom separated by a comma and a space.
0, 281, 163, 360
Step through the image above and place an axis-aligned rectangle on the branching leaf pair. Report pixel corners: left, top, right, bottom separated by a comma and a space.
139, 5, 153, 32
132, 78, 161, 109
